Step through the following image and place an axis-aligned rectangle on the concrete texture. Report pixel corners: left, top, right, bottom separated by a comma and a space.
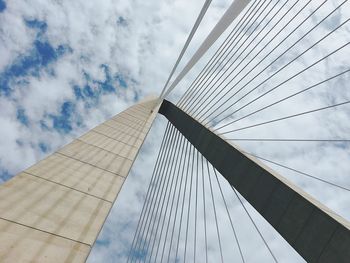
0, 98, 159, 262
159, 99, 350, 263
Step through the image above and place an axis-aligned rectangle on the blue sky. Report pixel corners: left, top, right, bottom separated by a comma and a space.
0, 0, 212, 184
0, 0, 230, 261
0, 6, 139, 181
0, 1, 215, 261
0, 0, 6, 13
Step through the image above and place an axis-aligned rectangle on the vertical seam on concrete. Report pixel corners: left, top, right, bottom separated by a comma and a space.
315, 225, 339, 262
292, 205, 338, 262
292, 206, 316, 245
258, 177, 281, 214
276, 191, 297, 230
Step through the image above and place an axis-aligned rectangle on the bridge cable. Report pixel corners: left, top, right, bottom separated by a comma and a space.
165, 141, 191, 262
132, 126, 180, 262
178, 0, 259, 109
146, 133, 186, 262
213, 167, 245, 263
180, 0, 326, 120
191, 0, 312, 118
200, 153, 209, 263
231, 186, 278, 262
215, 68, 350, 131
183, 143, 196, 263
244, 152, 350, 192
180, 0, 268, 111
156, 135, 187, 262
174, 143, 194, 262
161, 0, 252, 100
194, 148, 199, 262
206, 158, 225, 263
187, 0, 290, 115
219, 99, 350, 135
159, 0, 212, 98
208, 22, 350, 127
201, 1, 348, 125
127, 123, 174, 262
227, 139, 350, 143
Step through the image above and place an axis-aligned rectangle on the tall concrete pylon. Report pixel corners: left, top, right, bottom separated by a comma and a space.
159, 100, 350, 263
0, 98, 159, 262
1, 97, 350, 262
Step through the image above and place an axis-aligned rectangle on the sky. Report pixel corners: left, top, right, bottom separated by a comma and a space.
0, 0, 349, 262
0, 0, 232, 181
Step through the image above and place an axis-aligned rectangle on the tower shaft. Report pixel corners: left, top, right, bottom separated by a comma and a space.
0, 98, 158, 262
159, 99, 350, 263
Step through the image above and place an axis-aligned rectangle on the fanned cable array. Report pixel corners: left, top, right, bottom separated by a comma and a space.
128, 0, 350, 262
177, 0, 350, 198
127, 124, 282, 262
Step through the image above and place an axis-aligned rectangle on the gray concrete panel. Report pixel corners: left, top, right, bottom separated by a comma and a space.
159, 99, 350, 263
0, 98, 159, 262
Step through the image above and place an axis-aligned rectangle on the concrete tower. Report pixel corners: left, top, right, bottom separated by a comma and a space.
0, 98, 158, 262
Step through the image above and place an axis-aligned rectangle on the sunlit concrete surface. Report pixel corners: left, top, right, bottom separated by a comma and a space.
0, 98, 158, 263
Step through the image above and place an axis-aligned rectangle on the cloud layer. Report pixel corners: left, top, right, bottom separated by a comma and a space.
0, 0, 230, 179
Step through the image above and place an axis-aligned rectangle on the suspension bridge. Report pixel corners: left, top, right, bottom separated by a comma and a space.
0, 0, 349, 262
